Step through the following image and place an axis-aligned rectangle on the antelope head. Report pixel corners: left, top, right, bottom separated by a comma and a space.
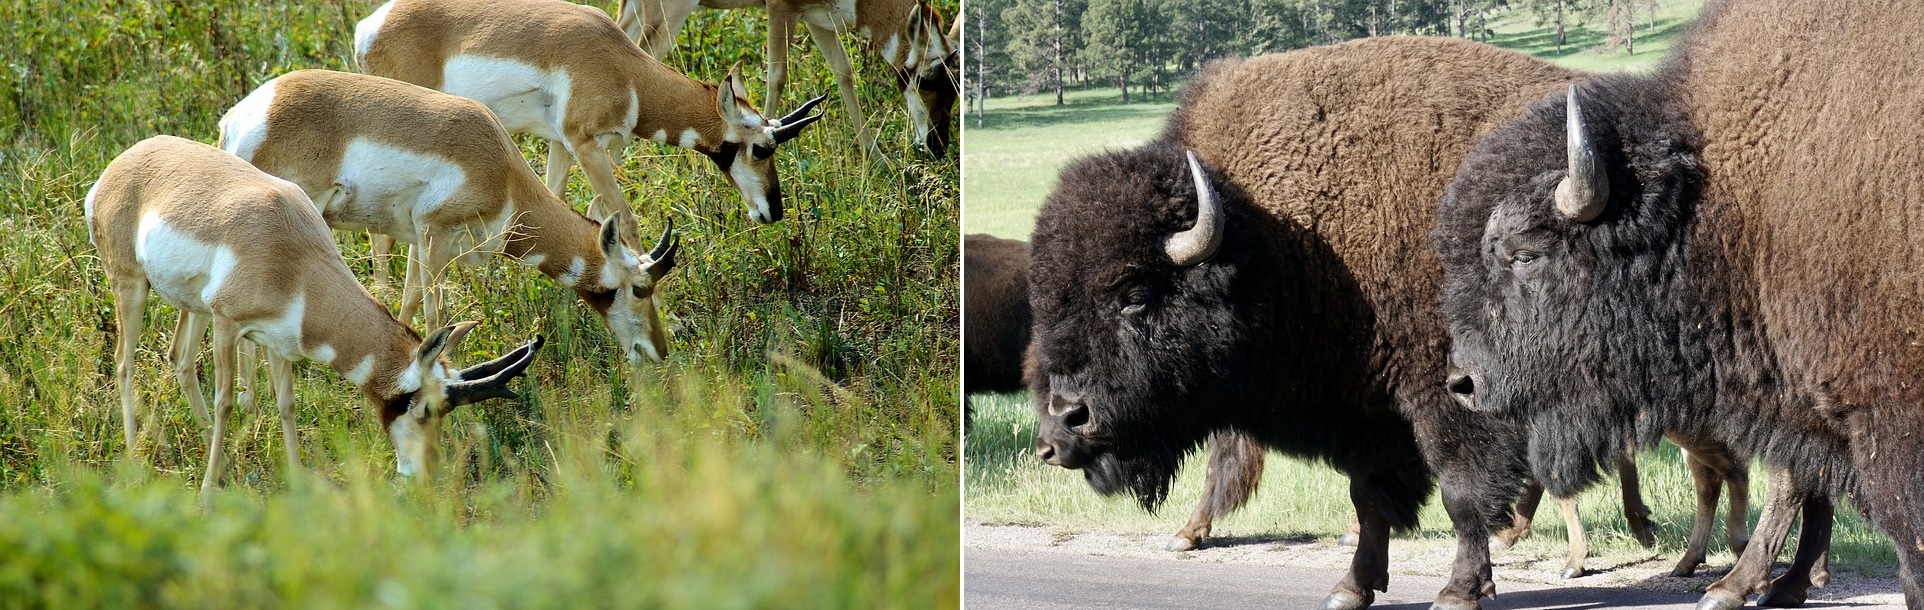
712, 64, 826, 225
584, 209, 681, 364
902, 2, 960, 157
382, 321, 543, 478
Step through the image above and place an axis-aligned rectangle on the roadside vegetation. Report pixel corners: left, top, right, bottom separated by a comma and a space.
0, 1, 959, 606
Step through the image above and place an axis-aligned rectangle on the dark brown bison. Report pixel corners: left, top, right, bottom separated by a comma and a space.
1026, 37, 1580, 610
1433, 0, 1908, 607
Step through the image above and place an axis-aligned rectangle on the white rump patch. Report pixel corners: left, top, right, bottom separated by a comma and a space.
354, 1, 395, 65
135, 214, 222, 312
83, 181, 100, 245
337, 138, 467, 225
218, 77, 277, 163
443, 55, 568, 140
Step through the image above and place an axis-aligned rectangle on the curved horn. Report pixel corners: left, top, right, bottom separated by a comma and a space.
779, 93, 829, 126
643, 219, 680, 281
772, 111, 825, 144
1165, 150, 1224, 267
447, 336, 544, 407
1554, 85, 1609, 222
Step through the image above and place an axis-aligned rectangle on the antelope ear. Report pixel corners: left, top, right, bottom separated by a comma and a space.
417, 321, 479, 366
717, 65, 744, 121
599, 213, 626, 259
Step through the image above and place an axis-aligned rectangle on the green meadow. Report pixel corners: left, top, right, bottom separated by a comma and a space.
963, 0, 1896, 580
0, 0, 959, 607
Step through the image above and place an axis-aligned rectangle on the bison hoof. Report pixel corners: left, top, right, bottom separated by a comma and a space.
1166, 536, 1201, 552
1338, 532, 1361, 547
1560, 567, 1584, 580
1318, 590, 1372, 610
1695, 590, 1746, 610
1428, 595, 1483, 610
1758, 585, 1809, 608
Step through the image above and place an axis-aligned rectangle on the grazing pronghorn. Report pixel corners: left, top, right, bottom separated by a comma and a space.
619, 0, 959, 156
354, 0, 825, 226
88, 136, 541, 499
219, 70, 681, 365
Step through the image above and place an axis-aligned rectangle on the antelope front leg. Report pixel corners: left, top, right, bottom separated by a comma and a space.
805, 22, 877, 156
370, 233, 396, 289
765, 7, 794, 111
571, 136, 631, 222
1556, 496, 1588, 579
417, 236, 456, 333
111, 277, 150, 454
201, 317, 241, 505
398, 245, 425, 324
544, 140, 575, 200
268, 354, 299, 474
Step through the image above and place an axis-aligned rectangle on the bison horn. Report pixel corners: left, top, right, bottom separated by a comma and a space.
1165, 150, 1225, 267
1554, 85, 1609, 222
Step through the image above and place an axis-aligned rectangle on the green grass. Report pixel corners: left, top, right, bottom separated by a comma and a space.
0, 0, 958, 606
966, 393, 1897, 577
1481, 0, 1707, 73
961, 89, 1175, 239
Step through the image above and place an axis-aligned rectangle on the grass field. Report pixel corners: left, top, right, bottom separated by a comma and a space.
961, 0, 1899, 580
0, 0, 959, 607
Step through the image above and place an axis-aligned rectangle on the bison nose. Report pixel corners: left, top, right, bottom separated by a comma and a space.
1446, 370, 1479, 409
1036, 441, 1058, 465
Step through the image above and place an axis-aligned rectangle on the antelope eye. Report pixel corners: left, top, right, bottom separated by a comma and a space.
750, 145, 774, 159
631, 285, 647, 300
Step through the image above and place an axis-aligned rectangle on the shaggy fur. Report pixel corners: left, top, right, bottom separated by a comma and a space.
1434, 0, 1923, 605
963, 234, 1032, 396
1027, 37, 1579, 609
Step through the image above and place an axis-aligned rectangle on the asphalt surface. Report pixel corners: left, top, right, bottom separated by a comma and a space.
965, 547, 1716, 610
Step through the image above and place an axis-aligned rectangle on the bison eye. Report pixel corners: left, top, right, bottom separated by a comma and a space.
1511, 250, 1541, 265
1122, 303, 1146, 317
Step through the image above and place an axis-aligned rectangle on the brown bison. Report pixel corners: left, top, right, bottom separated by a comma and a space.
1433, 0, 1907, 607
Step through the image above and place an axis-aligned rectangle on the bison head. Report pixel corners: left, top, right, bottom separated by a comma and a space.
1028, 144, 1280, 510
1433, 82, 1702, 496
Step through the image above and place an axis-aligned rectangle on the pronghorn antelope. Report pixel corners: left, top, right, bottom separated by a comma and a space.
219, 70, 681, 365
88, 136, 540, 498
620, 0, 959, 156
354, 0, 825, 226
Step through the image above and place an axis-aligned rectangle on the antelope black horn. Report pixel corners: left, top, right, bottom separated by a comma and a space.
779, 93, 829, 125
447, 336, 543, 406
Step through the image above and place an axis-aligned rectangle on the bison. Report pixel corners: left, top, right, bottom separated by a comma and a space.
1023, 35, 1833, 609
1026, 37, 1580, 610
1432, 0, 1908, 607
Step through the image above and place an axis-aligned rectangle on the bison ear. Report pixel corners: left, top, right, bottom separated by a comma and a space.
1165, 150, 1225, 267
1555, 85, 1610, 222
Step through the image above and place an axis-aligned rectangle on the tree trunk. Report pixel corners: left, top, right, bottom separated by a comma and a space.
1555, 0, 1565, 55
1051, 0, 1063, 106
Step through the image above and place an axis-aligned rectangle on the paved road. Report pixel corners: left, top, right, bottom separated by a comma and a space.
966, 547, 1717, 610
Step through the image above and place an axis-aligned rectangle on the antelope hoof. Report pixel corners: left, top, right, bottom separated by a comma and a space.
1318, 590, 1372, 610
1560, 567, 1584, 579
1758, 585, 1809, 608
1695, 590, 1746, 610
1338, 532, 1361, 547
1166, 535, 1201, 552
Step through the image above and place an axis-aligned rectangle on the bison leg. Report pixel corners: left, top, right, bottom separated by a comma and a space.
1759, 493, 1834, 607
1169, 430, 1265, 552
1618, 448, 1658, 548
1699, 469, 1803, 610
1672, 448, 1727, 577
1339, 516, 1363, 547
1492, 480, 1544, 549
1432, 473, 1500, 610
1321, 479, 1392, 610
1556, 496, 1588, 579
